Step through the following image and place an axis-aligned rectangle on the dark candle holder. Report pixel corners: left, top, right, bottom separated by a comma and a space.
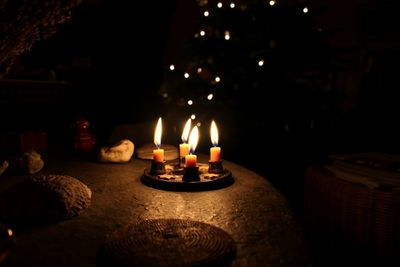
182, 167, 200, 182
208, 161, 223, 173
150, 160, 166, 175
142, 160, 233, 191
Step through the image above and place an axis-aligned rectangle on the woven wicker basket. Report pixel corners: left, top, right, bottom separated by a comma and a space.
304, 154, 400, 262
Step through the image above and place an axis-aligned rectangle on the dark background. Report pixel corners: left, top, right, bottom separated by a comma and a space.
1, 0, 400, 214
1, 1, 400, 266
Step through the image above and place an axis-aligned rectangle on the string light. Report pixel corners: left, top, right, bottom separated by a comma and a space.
162, 93, 168, 98
258, 60, 264, 66
197, 122, 201, 127
194, 33, 199, 38
169, 64, 175, 71
188, 100, 193, 105
269, 0, 275, 6
207, 94, 214, 100
217, 2, 222, 8
204, 11, 209, 17
284, 123, 290, 132
197, 67, 202, 73
224, 30, 230, 40
184, 72, 190, 78
303, 7, 308, 13
200, 30, 206, 36
191, 114, 196, 120
230, 2, 235, 8
215, 76, 221, 82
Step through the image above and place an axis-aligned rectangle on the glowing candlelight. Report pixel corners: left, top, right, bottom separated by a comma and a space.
179, 118, 191, 159
210, 120, 221, 162
185, 126, 199, 167
153, 117, 164, 162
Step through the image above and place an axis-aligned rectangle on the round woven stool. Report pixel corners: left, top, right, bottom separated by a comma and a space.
98, 218, 236, 267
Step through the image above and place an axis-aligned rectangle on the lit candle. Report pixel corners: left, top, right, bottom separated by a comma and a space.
153, 117, 164, 162
210, 120, 221, 162
179, 118, 191, 158
185, 126, 199, 167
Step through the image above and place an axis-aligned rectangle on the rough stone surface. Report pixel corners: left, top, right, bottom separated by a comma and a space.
98, 139, 134, 163
0, 153, 309, 267
0, 174, 91, 226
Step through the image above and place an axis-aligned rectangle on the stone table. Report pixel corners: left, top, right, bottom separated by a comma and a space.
0, 152, 309, 267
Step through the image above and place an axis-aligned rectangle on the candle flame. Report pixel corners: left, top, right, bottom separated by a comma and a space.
188, 126, 199, 154
154, 117, 162, 148
211, 120, 219, 146
181, 118, 192, 143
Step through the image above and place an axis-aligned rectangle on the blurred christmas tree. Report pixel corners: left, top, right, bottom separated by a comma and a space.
160, 0, 344, 158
